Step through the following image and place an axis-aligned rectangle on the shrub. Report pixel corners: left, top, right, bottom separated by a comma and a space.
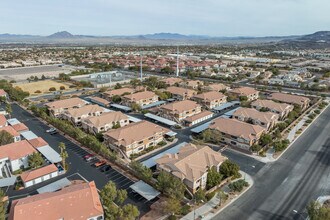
34, 90, 42, 93
180, 205, 191, 215
167, 215, 177, 220
206, 191, 216, 201
49, 87, 56, 91
228, 179, 249, 192
60, 86, 66, 90
220, 160, 240, 179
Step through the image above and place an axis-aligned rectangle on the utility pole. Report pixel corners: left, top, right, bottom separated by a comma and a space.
176, 46, 179, 77
140, 52, 143, 81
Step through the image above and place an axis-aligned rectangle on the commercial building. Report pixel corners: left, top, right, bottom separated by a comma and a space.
229, 87, 259, 101
45, 97, 88, 117
9, 181, 104, 220
209, 118, 265, 150
192, 91, 227, 109
82, 111, 129, 134
251, 99, 294, 120
122, 91, 159, 107
156, 143, 227, 193
232, 107, 279, 131
268, 92, 310, 110
157, 100, 202, 122
104, 120, 169, 158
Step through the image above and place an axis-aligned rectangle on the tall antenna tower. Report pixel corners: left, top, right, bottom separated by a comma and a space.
176, 46, 179, 77
140, 52, 143, 81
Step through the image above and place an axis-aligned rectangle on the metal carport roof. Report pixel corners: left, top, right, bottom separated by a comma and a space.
129, 180, 160, 201
110, 104, 132, 111
141, 101, 166, 109
37, 178, 71, 194
20, 131, 38, 140
144, 113, 177, 126
37, 145, 62, 163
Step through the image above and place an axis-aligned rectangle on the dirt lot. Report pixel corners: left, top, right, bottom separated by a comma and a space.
14, 80, 72, 94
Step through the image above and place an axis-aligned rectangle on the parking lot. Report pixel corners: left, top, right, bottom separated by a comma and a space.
9, 103, 153, 214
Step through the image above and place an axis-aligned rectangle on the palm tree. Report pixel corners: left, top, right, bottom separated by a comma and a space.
59, 142, 68, 170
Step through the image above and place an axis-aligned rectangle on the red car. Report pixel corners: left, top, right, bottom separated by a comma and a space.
94, 160, 106, 167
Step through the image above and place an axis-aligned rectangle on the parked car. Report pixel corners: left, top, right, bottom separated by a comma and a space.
94, 160, 106, 167
46, 128, 57, 133
84, 154, 94, 159
85, 156, 96, 162
100, 165, 111, 172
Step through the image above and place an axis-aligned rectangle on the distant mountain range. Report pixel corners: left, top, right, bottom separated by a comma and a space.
0, 31, 329, 46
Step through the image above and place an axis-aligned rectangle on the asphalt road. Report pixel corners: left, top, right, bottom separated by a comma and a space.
8, 104, 152, 214
214, 105, 330, 220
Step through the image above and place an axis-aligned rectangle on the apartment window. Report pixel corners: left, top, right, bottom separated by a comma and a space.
138, 140, 143, 145
138, 146, 144, 151
148, 137, 153, 140
230, 141, 237, 145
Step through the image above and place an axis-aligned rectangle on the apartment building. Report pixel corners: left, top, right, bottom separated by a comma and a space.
180, 80, 204, 89
0, 89, 8, 99
161, 77, 183, 86
203, 83, 229, 92
0, 114, 7, 128
156, 143, 227, 193
232, 107, 279, 131
82, 111, 129, 134
9, 181, 104, 220
0, 140, 37, 176
45, 97, 88, 117
89, 96, 110, 107
209, 118, 265, 150
251, 99, 294, 120
268, 92, 310, 110
192, 91, 227, 109
122, 91, 159, 107
104, 120, 169, 158
62, 104, 106, 126
0, 126, 21, 142
157, 100, 202, 122
229, 87, 259, 101
166, 86, 197, 100
103, 87, 134, 101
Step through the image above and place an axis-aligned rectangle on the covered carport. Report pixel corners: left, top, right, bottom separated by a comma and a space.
110, 104, 132, 112
37, 177, 71, 194
129, 180, 160, 202
37, 145, 62, 163
141, 101, 166, 109
144, 113, 177, 126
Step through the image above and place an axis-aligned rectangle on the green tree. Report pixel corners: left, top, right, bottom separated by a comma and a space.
219, 160, 240, 179
114, 83, 122, 89
164, 198, 181, 215
100, 181, 118, 205
112, 121, 121, 129
130, 79, 141, 89
130, 161, 152, 182
59, 142, 68, 170
28, 152, 44, 168
239, 96, 248, 102
206, 166, 222, 189
60, 86, 66, 90
0, 188, 7, 220
307, 200, 330, 220
156, 171, 185, 200
200, 129, 222, 144
115, 189, 128, 206
259, 134, 272, 146
0, 130, 14, 146
112, 95, 122, 103
121, 204, 140, 220
131, 103, 141, 112
195, 189, 206, 204
5, 103, 12, 118
228, 179, 249, 192
41, 74, 46, 80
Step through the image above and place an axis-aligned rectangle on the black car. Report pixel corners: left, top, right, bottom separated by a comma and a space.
100, 165, 111, 172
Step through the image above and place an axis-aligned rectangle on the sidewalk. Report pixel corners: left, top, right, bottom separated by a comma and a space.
181, 171, 253, 220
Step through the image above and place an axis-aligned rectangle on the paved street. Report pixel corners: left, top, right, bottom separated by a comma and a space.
214, 105, 330, 220
8, 104, 152, 214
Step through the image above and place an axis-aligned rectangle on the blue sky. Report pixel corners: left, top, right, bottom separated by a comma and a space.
1, 0, 329, 36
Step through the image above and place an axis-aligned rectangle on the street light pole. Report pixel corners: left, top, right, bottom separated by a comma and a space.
293, 210, 305, 220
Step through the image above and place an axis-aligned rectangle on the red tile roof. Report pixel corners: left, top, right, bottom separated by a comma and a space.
27, 137, 48, 148
11, 123, 29, 132
0, 140, 36, 160
20, 164, 58, 183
